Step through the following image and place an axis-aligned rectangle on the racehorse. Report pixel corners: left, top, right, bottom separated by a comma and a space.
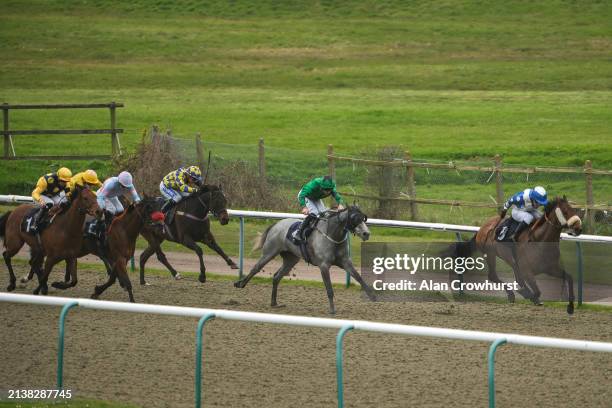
0, 186, 101, 295
452, 196, 582, 314
234, 206, 376, 314
90, 197, 165, 302
139, 185, 234, 285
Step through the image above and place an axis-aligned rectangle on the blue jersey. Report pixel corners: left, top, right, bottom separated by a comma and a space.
504, 189, 547, 210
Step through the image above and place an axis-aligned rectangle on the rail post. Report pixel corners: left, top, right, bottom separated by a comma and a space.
109, 101, 120, 157
405, 151, 418, 220
346, 234, 351, 288
576, 241, 583, 306
2, 103, 9, 158
195, 313, 216, 408
494, 155, 504, 210
239, 217, 245, 279
488, 338, 507, 408
57, 301, 79, 389
584, 160, 594, 234
336, 324, 354, 408
328, 144, 335, 179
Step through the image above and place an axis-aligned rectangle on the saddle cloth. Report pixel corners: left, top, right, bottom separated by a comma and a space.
21, 207, 46, 235
495, 217, 521, 242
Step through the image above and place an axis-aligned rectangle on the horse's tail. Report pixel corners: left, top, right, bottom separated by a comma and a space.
253, 224, 274, 251
0, 211, 11, 244
441, 235, 477, 259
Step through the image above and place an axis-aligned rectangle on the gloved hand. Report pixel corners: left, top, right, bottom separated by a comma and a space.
337, 204, 346, 210
301, 207, 309, 215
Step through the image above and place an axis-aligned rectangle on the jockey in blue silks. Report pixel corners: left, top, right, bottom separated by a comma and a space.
502, 186, 548, 241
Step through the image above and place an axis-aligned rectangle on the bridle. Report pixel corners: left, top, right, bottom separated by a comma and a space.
316, 207, 368, 243
195, 189, 227, 219
544, 200, 581, 231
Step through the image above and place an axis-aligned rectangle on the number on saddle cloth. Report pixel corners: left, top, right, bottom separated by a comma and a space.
495, 217, 521, 242
21, 207, 44, 235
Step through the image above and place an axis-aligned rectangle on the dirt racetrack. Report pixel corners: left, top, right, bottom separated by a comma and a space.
1, 264, 611, 408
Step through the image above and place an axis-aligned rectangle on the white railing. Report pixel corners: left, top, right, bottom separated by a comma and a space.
1, 292, 612, 408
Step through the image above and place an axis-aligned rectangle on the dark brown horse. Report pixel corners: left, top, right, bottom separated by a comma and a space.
452, 196, 582, 314
91, 198, 165, 302
139, 185, 234, 285
0, 186, 102, 295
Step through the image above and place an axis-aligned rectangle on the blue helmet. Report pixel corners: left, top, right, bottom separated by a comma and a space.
531, 186, 548, 206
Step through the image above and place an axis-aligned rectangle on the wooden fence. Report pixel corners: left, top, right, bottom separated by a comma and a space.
1, 102, 124, 160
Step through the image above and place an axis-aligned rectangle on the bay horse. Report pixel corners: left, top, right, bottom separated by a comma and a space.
452, 196, 582, 314
90, 197, 165, 302
234, 206, 376, 314
0, 186, 102, 295
139, 185, 234, 285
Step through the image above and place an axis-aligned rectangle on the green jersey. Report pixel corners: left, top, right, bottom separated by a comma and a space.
298, 177, 345, 206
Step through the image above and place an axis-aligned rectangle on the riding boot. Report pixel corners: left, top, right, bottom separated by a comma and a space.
297, 213, 317, 242
31, 205, 50, 232
511, 221, 530, 242
161, 199, 176, 214
104, 211, 115, 232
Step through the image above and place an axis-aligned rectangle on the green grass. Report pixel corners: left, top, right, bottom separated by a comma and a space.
1, 0, 611, 196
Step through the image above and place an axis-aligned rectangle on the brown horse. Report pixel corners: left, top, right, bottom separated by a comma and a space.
90, 198, 165, 302
0, 186, 101, 295
452, 196, 582, 314
139, 185, 233, 285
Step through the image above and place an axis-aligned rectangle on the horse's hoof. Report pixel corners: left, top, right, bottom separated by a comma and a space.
7, 283, 16, 292
140, 281, 147, 286
234, 280, 244, 288
174, 273, 182, 280
329, 309, 337, 315
51, 281, 65, 289
567, 303, 575, 315
507, 293, 516, 303
229, 263, 239, 270
20, 277, 29, 284
532, 298, 543, 306
271, 303, 286, 309
33, 287, 40, 295
198, 274, 206, 283
91, 293, 99, 299
41, 287, 48, 295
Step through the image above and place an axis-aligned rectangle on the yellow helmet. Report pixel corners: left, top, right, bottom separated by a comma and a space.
83, 169, 99, 185
57, 167, 72, 182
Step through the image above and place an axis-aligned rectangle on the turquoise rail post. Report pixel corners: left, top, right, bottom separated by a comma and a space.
130, 256, 135, 272
488, 338, 507, 408
346, 233, 351, 288
57, 301, 79, 389
336, 324, 354, 408
576, 242, 583, 306
239, 217, 244, 280
195, 313, 216, 408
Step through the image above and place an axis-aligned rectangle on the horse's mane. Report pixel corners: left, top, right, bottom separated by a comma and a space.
544, 196, 568, 215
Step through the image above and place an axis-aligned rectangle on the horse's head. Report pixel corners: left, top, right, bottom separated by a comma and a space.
198, 185, 229, 225
75, 185, 103, 219
346, 205, 370, 241
545, 195, 582, 236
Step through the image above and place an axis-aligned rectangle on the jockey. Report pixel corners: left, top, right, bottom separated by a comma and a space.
30, 167, 72, 232
97, 171, 141, 229
295, 176, 346, 242
66, 169, 103, 198
502, 186, 548, 241
160, 165, 203, 214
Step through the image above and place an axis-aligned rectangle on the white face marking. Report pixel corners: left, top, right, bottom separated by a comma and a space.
555, 207, 567, 226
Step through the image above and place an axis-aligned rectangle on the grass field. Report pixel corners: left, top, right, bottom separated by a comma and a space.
1, 0, 611, 197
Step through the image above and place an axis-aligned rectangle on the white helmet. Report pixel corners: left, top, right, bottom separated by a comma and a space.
118, 171, 133, 188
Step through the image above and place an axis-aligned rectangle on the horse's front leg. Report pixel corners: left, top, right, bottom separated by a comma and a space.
202, 232, 238, 269
341, 259, 376, 301
319, 262, 336, 314
52, 258, 78, 289
182, 236, 206, 283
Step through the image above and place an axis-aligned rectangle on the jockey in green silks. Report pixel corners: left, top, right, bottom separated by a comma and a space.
295, 176, 346, 242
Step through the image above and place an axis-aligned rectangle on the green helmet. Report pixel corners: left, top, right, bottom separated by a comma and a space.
321, 176, 335, 189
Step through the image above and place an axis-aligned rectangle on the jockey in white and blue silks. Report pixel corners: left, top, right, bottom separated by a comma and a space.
502, 186, 548, 241
96, 171, 141, 217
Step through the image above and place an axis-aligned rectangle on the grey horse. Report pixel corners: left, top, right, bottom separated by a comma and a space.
234, 206, 376, 314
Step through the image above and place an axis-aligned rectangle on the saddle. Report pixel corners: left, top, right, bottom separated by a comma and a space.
21, 207, 48, 235
287, 220, 315, 263
84, 219, 105, 241
495, 217, 521, 242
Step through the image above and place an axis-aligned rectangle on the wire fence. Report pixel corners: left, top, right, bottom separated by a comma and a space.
135, 127, 612, 235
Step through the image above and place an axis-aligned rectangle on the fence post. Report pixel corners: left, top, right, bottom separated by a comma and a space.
2, 103, 9, 158
405, 151, 418, 220
239, 217, 244, 279
584, 160, 594, 234
110, 101, 120, 157
258, 138, 266, 185
195, 313, 216, 408
494, 155, 504, 210
488, 338, 507, 408
336, 324, 354, 408
328, 144, 335, 179
57, 301, 79, 389
196, 133, 205, 171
